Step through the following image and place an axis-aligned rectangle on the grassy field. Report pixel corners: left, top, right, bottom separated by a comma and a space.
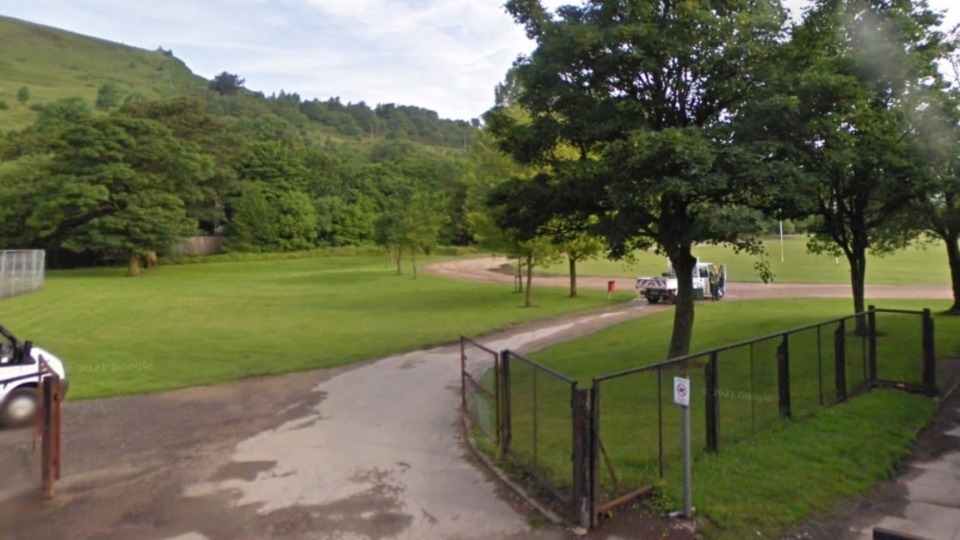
0, 16, 208, 131
538, 236, 951, 285
678, 390, 935, 539
493, 299, 957, 536
0, 255, 634, 400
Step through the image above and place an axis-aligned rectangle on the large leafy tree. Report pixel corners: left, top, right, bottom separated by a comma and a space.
740, 0, 949, 327
29, 116, 212, 275
120, 97, 247, 235
488, 0, 786, 357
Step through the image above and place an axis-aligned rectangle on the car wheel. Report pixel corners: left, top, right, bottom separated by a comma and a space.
0, 387, 38, 428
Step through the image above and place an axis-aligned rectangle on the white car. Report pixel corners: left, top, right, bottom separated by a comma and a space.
0, 326, 68, 427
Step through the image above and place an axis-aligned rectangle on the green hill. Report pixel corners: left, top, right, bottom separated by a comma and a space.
0, 16, 477, 150
0, 16, 208, 131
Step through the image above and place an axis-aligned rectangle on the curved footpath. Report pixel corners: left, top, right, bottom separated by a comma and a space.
0, 257, 952, 540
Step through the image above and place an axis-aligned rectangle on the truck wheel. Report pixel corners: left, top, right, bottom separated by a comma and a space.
647, 296, 660, 304
0, 388, 38, 428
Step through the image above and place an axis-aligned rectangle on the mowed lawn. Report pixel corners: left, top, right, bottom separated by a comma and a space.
538, 235, 951, 285
1, 255, 633, 399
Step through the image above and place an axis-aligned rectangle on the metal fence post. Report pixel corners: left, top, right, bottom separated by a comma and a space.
589, 381, 601, 529
777, 334, 791, 419
835, 320, 847, 402
500, 350, 512, 458
460, 337, 467, 411
572, 387, 591, 529
867, 306, 877, 383
922, 309, 936, 397
705, 352, 720, 452
41, 375, 55, 500
494, 352, 501, 446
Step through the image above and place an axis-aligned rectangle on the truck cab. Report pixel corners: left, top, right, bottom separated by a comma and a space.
0, 326, 67, 427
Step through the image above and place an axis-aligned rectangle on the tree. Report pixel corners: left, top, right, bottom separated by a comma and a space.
376, 181, 448, 278
740, 0, 949, 328
209, 71, 245, 96
95, 82, 123, 110
16, 86, 29, 104
488, 0, 785, 357
228, 183, 277, 251
1, 97, 92, 158
27, 116, 210, 276
556, 225, 604, 298
120, 98, 248, 235
903, 45, 960, 313
227, 183, 318, 252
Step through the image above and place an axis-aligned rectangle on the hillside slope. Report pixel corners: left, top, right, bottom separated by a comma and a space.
0, 16, 208, 131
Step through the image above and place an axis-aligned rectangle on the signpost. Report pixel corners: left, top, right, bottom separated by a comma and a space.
674, 376, 692, 519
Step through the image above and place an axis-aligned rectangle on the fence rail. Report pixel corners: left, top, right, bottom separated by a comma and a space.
460, 306, 936, 529
0, 250, 44, 300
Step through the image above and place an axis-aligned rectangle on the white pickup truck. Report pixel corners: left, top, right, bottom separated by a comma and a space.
636, 260, 727, 304
0, 326, 67, 427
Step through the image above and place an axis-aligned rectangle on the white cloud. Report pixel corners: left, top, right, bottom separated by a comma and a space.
0, 0, 956, 120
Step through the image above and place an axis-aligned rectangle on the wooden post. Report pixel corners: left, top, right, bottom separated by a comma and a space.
41, 376, 55, 500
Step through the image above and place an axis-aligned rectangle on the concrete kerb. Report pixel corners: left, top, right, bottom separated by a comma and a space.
459, 414, 567, 529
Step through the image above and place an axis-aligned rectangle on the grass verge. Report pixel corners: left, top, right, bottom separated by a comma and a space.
672, 389, 936, 539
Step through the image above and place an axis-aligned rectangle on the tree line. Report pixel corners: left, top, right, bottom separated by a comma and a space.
0, 94, 496, 276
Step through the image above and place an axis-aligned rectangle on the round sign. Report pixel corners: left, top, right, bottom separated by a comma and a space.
674, 376, 690, 406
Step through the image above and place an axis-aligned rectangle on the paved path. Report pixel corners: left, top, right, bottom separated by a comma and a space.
176, 303, 659, 540
860, 420, 960, 540
425, 256, 954, 300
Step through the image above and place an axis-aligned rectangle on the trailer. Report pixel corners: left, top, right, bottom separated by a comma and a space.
636, 260, 727, 304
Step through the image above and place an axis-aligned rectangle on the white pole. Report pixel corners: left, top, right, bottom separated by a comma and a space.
779, 219, 784, 264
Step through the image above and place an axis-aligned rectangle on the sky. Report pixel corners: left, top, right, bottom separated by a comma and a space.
0, 0, 957, 121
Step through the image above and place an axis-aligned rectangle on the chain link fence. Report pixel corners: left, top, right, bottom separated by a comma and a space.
462, 306, 936, 529
0, 250, 45, 300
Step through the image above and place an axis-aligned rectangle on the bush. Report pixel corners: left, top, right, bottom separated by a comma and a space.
29, 103, 44, 112
0, 100, 8, 110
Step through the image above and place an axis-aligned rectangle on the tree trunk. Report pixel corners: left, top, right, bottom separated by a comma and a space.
146, 250, 158, 269
667, 245, 697, 359
946, 234, 960, 314
848, 250, 868, 335
126, 252, 141, 277
524, 253, 533, 307
516, 258, 523, 293
395, 248, 402, 275
569, 255, 578, 298
411, 249, 418, 279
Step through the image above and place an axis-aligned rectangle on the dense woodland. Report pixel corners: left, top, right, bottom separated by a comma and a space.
3, 0, 960, 360
0, 75, 490, 275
